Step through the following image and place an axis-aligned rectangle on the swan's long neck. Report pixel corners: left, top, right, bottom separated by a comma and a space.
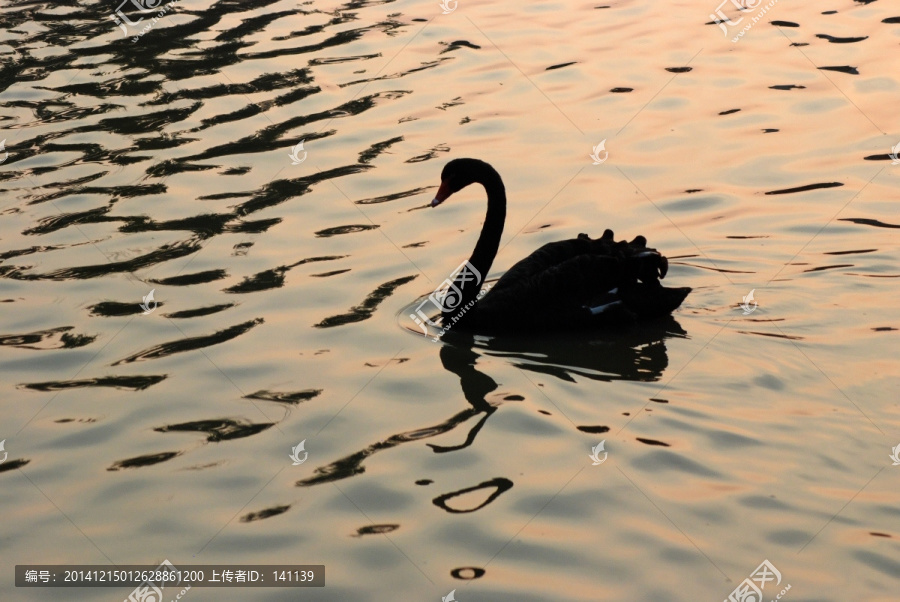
445, 167, 505, 321
468, 169, 506, 280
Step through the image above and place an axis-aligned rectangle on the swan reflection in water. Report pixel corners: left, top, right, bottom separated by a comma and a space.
291, 317, 686, 497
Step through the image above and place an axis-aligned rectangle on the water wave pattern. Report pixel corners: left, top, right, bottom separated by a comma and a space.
1, 0, 899, 600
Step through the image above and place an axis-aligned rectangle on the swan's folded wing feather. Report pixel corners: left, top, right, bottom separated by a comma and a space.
458, 231, 688, 330
490, 237, 595, 294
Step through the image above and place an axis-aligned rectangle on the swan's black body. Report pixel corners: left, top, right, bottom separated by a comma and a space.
430, 158, 690, 331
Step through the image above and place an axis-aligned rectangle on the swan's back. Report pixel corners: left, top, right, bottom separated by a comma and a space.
460, 230, 690, 330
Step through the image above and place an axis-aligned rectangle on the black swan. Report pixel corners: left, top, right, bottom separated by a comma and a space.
423, 158, 690, 333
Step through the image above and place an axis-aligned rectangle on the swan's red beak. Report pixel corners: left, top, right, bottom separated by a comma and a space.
431, 181, 452, 207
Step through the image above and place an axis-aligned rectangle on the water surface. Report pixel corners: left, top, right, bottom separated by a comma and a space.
1, 0, 899, 600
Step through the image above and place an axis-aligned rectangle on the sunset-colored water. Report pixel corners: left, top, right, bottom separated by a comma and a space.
1, 0, 898, 600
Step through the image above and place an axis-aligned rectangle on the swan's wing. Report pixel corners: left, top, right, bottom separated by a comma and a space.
491, 237, 596, 292
473, 232, 688, 326
492, 230, 669, 296
479, 254, 624, 321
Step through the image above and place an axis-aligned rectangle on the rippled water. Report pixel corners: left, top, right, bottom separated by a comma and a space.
2, 0, 899, 600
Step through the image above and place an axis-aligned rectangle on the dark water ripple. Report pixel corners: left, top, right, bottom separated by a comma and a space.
818, 65, 860, 75
310, 268, 351, 278
451, 567, 486, 580
546, 61, 577, 71
315, 275, 418, 328
432, 478, 514, 513
18, 375, 167, 392
358, 136, 404, 163
353, 524, 400, 537
149, 269, 229, 286
154, 418, 274, 442
441, 40, 481, 54
405, 143, 451, 163
355, 186, 432, 205
2, 237, 205, 281
0, 239, 101, 261
0, 326, 96, 350
164, 303, 235, 319
816, 34, 868, 43
244, 389, 323, 405
0, 459, 31, 473
111, 318, 263, 365
314, 224, 380, 237
840, 217, 900, 229
764, 181, 843, 195
25, 182, 167, 208
23, 206, 119, 236
636, 437, 671, 447
107, 451, 182, 471
240, 505, 291, 523
89, 301, 163, 317
223, 255, 346, 293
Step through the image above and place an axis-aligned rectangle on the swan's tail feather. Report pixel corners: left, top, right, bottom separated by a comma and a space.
578, 229, 689, 318
619, 284, 691, 318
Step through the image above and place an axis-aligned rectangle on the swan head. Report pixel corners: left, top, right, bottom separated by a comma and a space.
431, 158, 496, 207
